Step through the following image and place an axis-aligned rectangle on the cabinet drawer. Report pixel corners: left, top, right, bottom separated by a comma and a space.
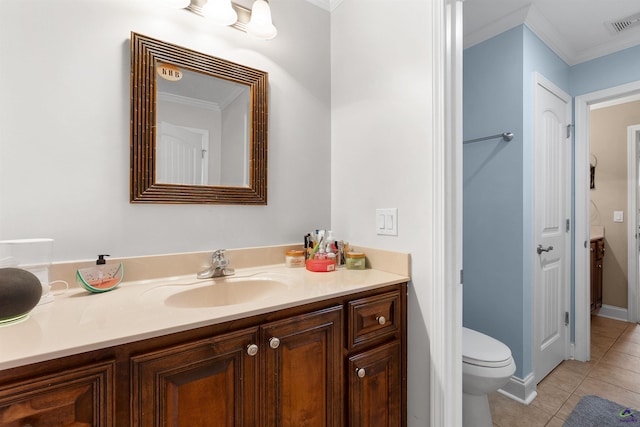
348, 291, 400, 350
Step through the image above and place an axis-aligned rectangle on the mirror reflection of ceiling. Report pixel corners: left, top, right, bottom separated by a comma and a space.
463, 0, 640, 65
156, 65, 248, 108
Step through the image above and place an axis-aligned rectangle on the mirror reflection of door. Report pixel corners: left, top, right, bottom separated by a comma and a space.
156, 64, 251, 187
157, 122, 209, 185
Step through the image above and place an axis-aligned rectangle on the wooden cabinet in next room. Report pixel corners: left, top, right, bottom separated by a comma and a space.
590, 238, 605, 313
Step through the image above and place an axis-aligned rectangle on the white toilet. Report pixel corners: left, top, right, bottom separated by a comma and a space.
462, 327, 516, 427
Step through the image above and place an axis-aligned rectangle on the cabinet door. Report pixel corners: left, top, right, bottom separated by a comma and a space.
0, 360, 115, 427
261, 306, 342, 427
131, 328, 259, 427
348, 341, 401, 427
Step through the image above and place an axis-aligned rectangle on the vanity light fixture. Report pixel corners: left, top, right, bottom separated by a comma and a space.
202, 0, 238, 26
246, 0, 277, 40
182, 0, 277, 40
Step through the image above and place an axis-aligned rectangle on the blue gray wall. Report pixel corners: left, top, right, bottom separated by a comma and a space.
463, 24, 594, 379
570, 45, 640, 96
463, 26, 527, 377
464, 25, 640, 381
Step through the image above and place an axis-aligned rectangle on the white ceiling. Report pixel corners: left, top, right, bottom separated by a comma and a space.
463, 0, 640, 65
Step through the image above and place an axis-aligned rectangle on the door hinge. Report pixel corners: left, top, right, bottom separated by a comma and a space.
566, 124, 574, 139
565, 311, 570, 326
460, 269, 464, 284
565, 218, 571, 232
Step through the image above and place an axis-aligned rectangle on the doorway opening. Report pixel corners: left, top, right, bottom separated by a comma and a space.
574, 81, 640, 362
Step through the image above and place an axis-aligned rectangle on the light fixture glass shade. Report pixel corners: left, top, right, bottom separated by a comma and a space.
202, 0, 238, 26
246, 0, 277, 40
165, 0, 191, 9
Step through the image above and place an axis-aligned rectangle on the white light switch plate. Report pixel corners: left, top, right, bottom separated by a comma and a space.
376, 208, 398, 236
613, 211, 624, 223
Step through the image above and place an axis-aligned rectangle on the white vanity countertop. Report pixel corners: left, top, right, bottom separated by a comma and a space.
0, 264, 409, 371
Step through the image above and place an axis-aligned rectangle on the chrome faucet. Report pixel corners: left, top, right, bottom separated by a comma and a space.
197, 249, 235, 279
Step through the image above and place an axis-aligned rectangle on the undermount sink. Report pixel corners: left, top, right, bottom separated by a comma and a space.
164, 277, 290, 308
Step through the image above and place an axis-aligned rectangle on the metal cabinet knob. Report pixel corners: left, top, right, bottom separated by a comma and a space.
246, 344, 259, 356
356, 368, 366, 378
376, 316, 386, 325
269, 337, 280, 349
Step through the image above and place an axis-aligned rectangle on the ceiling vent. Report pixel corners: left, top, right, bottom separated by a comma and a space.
607, 12, 640, 34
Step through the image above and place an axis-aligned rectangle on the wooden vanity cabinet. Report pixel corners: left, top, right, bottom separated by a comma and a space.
131, 306, 343, 427
0, 360, 115, 427
261, 306, 343, 427
0, 283, 406, 427
590, 238, 605, 312
131, 328, 260, 427
346, 289, 405, 427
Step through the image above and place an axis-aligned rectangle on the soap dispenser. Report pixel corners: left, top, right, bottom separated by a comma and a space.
96, 254, 109, 281
76, 254, 124, 293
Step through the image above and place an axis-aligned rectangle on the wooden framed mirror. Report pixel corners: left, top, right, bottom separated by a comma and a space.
130, 32, 268, 204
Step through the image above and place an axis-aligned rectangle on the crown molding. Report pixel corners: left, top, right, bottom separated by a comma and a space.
522, 4, 573, 65
463, 3, 640, 66
463, 5, 529, 50
157, 92, 221, 111
462, 4, 574, 64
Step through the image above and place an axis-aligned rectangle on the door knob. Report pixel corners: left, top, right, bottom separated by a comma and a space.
537, 245, 553, 254
356, 368, 366, 378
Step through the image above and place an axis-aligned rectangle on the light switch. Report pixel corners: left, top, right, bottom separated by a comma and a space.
385, 214, 394, 230
376, 208, 398, 236
613, 211, 624, 223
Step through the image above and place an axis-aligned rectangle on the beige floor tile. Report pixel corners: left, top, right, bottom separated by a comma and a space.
591, 331, 616, 348
611, 339, 640, 357
544, 416, 565, 427
618, 329, 640, 345
559, 359, 594, 377
590, 316, 629, 331
592, 321, 622, 337
623, 323, 640, 335
489, 392, 553, 427
538, 363, 585, 393
555, 393, 581, 420
530, 381, 571, 415
490, 317, 640, 426
600, 350, 640, 375
588, 362, 640, 394
574, 377, 640, 410
590, 341, 610, 361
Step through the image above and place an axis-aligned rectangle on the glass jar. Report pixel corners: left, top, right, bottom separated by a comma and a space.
285, 250, 305, 268
345, 252, 366, 270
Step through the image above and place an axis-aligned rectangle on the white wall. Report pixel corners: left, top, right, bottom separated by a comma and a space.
1, 0, 440, 422
330, 1, 435, 424
0, 0, 331, 261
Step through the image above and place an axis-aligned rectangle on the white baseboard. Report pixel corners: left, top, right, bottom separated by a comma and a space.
497, 373, 537, 405
596, 304, 628, 322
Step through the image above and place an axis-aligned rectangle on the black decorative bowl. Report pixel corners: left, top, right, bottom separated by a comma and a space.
0, 268, 42, 325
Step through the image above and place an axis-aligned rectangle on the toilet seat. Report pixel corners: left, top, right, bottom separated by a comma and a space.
462, 327, 513, 368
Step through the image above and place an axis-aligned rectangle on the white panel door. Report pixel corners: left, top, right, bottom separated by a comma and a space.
157, 121, 209, 185
533, 74, 571, 383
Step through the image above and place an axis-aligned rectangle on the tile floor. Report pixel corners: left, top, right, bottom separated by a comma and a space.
489, 315, 640, 426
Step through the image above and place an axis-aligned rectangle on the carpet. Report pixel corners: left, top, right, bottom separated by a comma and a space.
564, 395, 640, 426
